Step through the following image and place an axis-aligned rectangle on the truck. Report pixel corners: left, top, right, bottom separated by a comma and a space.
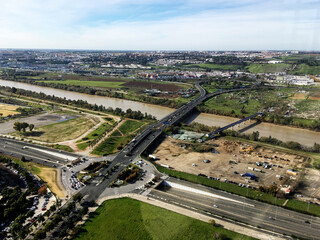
241, 172, 256, 180
148, 154, 158, 160
160, 164, 170, 169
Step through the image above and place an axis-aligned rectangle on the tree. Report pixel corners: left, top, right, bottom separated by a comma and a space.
38, 185, 47, 195
13, 122, 22, 132
21, 122, 29, 132
29, 124, 34, 132
72, 193, 83, 202
249, 131, 260, 141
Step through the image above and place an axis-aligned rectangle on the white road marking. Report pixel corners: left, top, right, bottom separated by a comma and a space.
165, 181, 255, 207
28, 147, 77, 161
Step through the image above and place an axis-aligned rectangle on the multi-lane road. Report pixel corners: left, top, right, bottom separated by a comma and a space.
0, 137, 79, 167
150, 178, 320, 240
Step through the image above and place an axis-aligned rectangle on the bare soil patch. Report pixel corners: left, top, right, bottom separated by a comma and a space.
63, 74, 126, 82
290, 93, 307, 100
153, 137, 305, 189
309, 92, 320, 100
0, 103, 19, 117
35, 165, 65, 198
122, 81, 182, 91
298, 169, 320, 200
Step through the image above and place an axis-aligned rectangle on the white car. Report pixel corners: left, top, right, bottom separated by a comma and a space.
213, 204, 218, 208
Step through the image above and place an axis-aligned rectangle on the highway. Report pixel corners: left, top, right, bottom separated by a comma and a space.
0, 137, 79, 167
149, 178, 320, 240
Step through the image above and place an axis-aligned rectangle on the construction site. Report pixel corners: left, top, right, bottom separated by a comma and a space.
152, 135, 308, 195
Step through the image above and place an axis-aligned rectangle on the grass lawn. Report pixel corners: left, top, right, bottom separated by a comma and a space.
37, 80, 126, 89
118, 120, 146, 135
46, 144, 74, 152
246, 63, 290, 73
110, 130, 122, 137
76, 142, 89, 150
27, 116, 98, 142
74, 198, 255, 240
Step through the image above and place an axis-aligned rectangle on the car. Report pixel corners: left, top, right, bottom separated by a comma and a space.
268, 216, 275, 220
213, 204, 218, 208
305, 220, 310, 224
41, 207, 46, 211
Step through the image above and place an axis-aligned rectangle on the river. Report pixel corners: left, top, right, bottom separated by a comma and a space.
0, 79, 319, 147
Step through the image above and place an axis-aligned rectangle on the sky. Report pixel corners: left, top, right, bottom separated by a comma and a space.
0, 0, 319, 51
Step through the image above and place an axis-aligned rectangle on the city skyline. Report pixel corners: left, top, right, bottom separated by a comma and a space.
0, 0, 319, 51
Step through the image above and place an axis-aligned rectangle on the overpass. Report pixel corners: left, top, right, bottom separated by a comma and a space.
80, 83, 257, 202
207, 111, 264, 138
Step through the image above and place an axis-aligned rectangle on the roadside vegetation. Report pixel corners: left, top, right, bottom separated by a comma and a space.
73, 198, 256, 240
110, 164, 140, 187
92, 119, 148, 156
76, 122, 113, 150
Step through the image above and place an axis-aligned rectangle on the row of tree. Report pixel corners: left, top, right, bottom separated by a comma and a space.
1, 86, 157, 121
13, 121, 34, 133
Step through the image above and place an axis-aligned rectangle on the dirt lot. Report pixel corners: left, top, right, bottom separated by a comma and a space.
0, 112, 77, 134
309, 92, 320, 100
35, 164, 65, 198
122, 81, 183, 92
290, 93, 307, 100
61, 74, 126, 82
0, 103, 19, 117
153, 137, 306, 189
298, 169, 320, 200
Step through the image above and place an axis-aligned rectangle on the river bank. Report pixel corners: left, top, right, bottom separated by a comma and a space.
1, 79, 319, 147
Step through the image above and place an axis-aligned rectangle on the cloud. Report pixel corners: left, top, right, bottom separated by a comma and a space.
0, 0, 319, 50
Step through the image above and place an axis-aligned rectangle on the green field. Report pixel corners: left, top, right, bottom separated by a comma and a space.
76, 122, 112, 150
201, 93, 261, 117
74, 198, 255, 240
91, 135, 132, 155
290, 64, 320, 75
47, 144, 74, 152
190, 63, 242, 71
246, 63, 290, 73
91, 119, 147, 155
119, 120, 145, 135
110, 130, 122, 137
37, 80, 126, 89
